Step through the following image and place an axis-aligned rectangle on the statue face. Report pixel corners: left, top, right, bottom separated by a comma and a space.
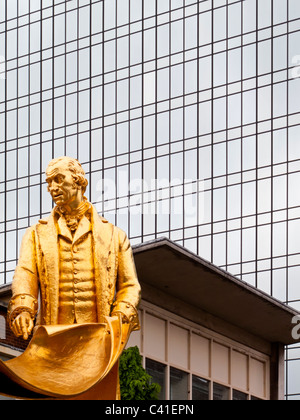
46, 160, 81, 208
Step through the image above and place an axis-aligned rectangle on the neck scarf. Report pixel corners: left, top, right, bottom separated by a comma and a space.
55, 199, 91, 232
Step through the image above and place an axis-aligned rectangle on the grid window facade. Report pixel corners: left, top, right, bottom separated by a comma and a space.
1, 0, 300, 398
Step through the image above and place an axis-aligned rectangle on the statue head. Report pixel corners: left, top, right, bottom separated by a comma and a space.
45, 157, 88, 209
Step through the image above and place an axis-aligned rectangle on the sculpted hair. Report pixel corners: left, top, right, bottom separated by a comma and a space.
46, 157, 89, 194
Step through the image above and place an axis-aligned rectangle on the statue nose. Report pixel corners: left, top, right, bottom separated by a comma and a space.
49, 182, 59, 193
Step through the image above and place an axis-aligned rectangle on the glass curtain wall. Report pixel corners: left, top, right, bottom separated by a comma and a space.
0, 0, 300, 398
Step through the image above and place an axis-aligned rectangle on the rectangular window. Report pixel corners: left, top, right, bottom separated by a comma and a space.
213, 383, 230, 400
170, 367, 189, 400
146, 359, 166, 400
192, 376, 209, 400
0, 314, 6, 340
232, 390, 248, 400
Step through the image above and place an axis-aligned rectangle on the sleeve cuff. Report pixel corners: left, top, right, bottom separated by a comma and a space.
7, 294, 38, 329
111, 301, 140, 331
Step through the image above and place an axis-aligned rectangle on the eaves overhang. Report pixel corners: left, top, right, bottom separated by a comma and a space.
133, 238, 300, 346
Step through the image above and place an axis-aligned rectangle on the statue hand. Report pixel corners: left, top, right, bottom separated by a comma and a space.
12, 312, 34, 340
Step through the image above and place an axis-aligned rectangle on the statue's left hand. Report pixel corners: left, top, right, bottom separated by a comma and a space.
11, 312, 34, 340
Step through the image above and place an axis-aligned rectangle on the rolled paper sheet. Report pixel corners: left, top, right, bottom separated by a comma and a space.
0, 315, 131, 400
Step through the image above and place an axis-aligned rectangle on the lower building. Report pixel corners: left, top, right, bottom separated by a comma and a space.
0, 238, 299, 400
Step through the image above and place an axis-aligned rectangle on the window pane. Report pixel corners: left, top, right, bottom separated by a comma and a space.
213, 383, 230, 400
233, 390, 248, 400
192, 376, 209, 400
157, 24, 169, 58
273, 82, 287, 118
170, 367, 189, 400
146, 359, 166, 400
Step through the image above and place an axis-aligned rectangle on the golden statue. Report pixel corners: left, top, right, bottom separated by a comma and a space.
0, 157, 141, 400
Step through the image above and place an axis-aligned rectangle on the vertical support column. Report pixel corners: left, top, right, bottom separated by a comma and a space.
270, 343, 285, 400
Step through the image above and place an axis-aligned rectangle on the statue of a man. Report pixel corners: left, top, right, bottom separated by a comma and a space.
8, 156, 141, 340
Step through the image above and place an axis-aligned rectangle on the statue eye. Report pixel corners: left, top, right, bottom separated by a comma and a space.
55, 175, 65, 183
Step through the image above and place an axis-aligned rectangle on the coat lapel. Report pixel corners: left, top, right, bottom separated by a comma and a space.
91, 206, 115, 323
36, 210, 60, 324
57, 216, 73, 242
73, 216, 92, 244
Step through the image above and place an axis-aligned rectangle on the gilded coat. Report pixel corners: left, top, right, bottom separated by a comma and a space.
11, 205, 141, 330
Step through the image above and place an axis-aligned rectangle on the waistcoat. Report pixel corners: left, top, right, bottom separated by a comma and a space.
57, 214, 97, 324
